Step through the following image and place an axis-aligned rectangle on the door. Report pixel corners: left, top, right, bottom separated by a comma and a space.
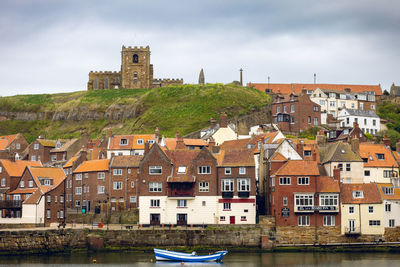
177, 214, 187, 226
349, 219, 355, 232
150, 214, 160, 226
88, 201, 91, 212
230, 216, 235, 224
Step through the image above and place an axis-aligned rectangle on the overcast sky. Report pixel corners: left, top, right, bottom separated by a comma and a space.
0, 0, 399, 96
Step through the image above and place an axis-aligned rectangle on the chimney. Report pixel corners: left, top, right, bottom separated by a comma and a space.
175, 132, 185, 149
344, 88, 351, 93
108, 129, 113, 138
9, 153, 15, 162
208, 137, 216, 150
155, 127, 160, 142
220, 112, 228, 128
353, 121, 359, 129
144, 142, 150, 154
301, 88, 307, 95
296, 143, 303, 156
38, 134, 45, 140
396, 142, 400, 153
316, 130, 326, 146
333, 166, 340, 182
351, 137, 360, 155
80, 149, 88, 161
383, 135, 391, 147
210, 118, 217, 129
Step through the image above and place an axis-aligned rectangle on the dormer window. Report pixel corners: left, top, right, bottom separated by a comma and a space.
177, 166, 186, 174
303, 150, 312, 157
148, 140, 155, 144
376, 153, 385, 160
39, 178, 53, 186
353, 191, 364, 198
225, 168, 232, 175
137, 139, 144, 145
120, 139, 128, 145
56, 142, 62, 149
383, 187, 394, 195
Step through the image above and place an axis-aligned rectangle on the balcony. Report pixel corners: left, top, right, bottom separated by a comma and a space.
168, 183, 194, 198
344, 227, 361, 235
222, 192, 234, 198
0, 200, 22, 209
238, 191, 250, 198
168, 189, 194, 198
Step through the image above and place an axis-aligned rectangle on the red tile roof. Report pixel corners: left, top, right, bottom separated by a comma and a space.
359, 143, 398, 168
270, 152, 287, 162
23, 189, 41, 204
74, 159, 109, 173
274, 160, 320, 176
0, 160, 42, 177
108, 134, 156, 150
164, 138, 207, 150
248, 83, 382, 96
340, 183, 381, 204
218, 149, 255, 167
317, 176, 340, 193
165, 150, 200, 183
377, 183, 400, 200
28, 166, 66, 194
63, 156, 79, 168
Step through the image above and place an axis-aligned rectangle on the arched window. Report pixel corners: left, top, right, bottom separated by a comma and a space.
132, 54, 138, 63
94, 77, 98, 89
104, 77, 109, 89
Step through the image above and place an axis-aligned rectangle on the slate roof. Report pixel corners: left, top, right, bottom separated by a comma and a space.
340, 183, 381, 204
50, 138, 79, 153
319, 142, 363, 163
341, 109, 379, 118
274, 160, 320, 176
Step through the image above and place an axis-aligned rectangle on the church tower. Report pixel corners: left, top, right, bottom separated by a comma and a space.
121, 45, 153, 89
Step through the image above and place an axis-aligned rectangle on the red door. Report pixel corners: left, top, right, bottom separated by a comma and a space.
230, 216, 235, 224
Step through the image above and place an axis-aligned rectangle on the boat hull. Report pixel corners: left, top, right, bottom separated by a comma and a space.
154, 248, 228, 262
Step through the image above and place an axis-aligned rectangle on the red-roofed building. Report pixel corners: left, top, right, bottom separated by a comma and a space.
0, 134, 29, 160
107, 133, 157, 158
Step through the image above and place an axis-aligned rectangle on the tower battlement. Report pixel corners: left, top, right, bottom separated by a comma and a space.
121, 45, 150, 52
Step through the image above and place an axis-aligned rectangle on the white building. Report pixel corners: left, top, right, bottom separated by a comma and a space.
337, 109, 380, 135
377, 184, 400, 228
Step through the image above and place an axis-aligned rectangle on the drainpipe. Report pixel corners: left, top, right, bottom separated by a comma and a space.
125, 166, 128, 210
314, 175, 318, 245
359, 204, 361, 234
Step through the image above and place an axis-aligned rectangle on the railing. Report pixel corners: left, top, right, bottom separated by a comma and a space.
0, 200, 22, 209
168, 190, 194, 198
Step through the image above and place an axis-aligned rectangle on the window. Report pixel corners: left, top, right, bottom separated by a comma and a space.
119, 197, 124, 203
137, 139, 144, 145
383, 187, 394, 195
385, 203, 391, 212
1, 178, 6, 187
349, 206, 354, 214
94, 77, 98, 89
369, 220, 381, 226
340, 101, 345, 107
346, 163, 351, 172
131, 181, 135, 188
75, 187, 82, 195
291, 116, 295, 123
177, 166, 186, 174
150, 199, 160, 207
104, 77, 109, 89
239, 167, 246, 175
98, 172, 105, 179
373, 119, 376, 126
75, 174, 82, 180
389, 219, 395, 227
376, 153, 385, 160
148, 139, 155, 144
329, 101, 335, 107
279, 177, 291, 185
199, 182, 209, 192
320, 195, 338, 206
27, 180, 33, 188
314, 117, 318, 126
60, 210, 64, 219
130, 196, 137, 203
238, 178, 250, 192
84, 173, 88, 179
223, 202, 231, 210
113, 169, 122, 175
290, 105, 295, 113
308, 116, 311, 124
220, 216, 226, 221
149, 182, 162, 192
55, 196, 57, 203
313, 106, 318, 112
353, 191, 364, 198
128, 169, 131, 174
52, 155, 57, 161
113, 182, 123, 190
283, 197, 288, 206
202, 201, 206, 206
75, 200, 80, 207
276, 106, 281, 113
360, 102, 364, 110
47, 210, 51, 219
16, 143, 20, 150
60, 196, 64, 203
177, 200, 187, 207
241, 216, 247, 221
34, 143, 39, 150
132, 54, 139, 63
364, 170, 370, 176
338, 163, 343, 171
303, 150, 312, 157
368, 206, 374, 213
295, 194, 313, 207
319, 100, 325, 106
47, 195, 51, 203
323, 215, 335, 226
20, 181, 24, 188
297, 177, 309, 185
222, 179, 234, 192
198, 166, 211, 174
224, 168, 231, 175
149, 166, 162, 174
298, 215, 310, 226
384, 170, 394, 178
97, 185, 105, 194
31, 155, 36, 161
283, 106, 287, 113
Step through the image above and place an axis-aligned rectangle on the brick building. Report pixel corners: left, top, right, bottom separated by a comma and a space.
272, 91, 321, 133
87, 45, 183, 90
0, 134, 29, 160
64, 150, 88, 209
28, 138, 56, 164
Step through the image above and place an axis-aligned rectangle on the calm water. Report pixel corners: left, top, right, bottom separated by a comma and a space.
0, 251, 400, 267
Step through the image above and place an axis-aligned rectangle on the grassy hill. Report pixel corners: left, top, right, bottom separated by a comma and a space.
0, 84, 270, 142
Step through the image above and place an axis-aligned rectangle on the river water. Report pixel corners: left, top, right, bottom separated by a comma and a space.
0, 251, 400, 266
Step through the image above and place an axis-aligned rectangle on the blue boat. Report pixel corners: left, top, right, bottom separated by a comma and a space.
154, 248, 228, 262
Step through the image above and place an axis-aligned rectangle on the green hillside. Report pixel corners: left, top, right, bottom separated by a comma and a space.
0, 84, 270, 142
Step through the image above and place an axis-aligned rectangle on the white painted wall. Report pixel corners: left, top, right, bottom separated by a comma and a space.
383, 200, 400, 227
275, 140, 302, 160
212, 128, 238, 146
216, 197, 256, 224
341, 203, 384, 235
324, 162, 364, 183
363, 167, 397, 183
0, 196, 44, 224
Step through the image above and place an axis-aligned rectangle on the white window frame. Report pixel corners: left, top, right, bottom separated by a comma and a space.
177, 199, 187, 207
199, 182, 209, 192
149, 166, 162, 175
177, 166, 187, 174
198, 166, 211, 174
75, 173, 82, 181
297, 177, 309, 185
368, 205, 374, 213
223, 202, 231, 210
113, 181, 123, 190
130, 196, 137, 203
137, 139, 144, 145
323, 215, 335, 226
298, 215, 310, 226
150, 199, 160, 207
98, 172, 105, 179
319, 194, 338, 206
34, 143, 39, 150
75, 187, 82, 195
113, 169, 122, 176
279, 177, 291, 185
1, 178, 5, 187
97, 185, 105, 194
221, 179, 234, 192
389, 219, 395, 227
353, 191, 364, 198
149, 182, 162, 192
349, 206, 354, 214
120, 139, 128, 145
239, 167, 246, 175
224, 168, 231, 175
237, 178, 250, 192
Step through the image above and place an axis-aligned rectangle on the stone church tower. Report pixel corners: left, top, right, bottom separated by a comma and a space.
121, 45, 153, 89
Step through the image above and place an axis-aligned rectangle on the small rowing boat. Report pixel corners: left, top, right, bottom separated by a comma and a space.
154, 248, 228, 262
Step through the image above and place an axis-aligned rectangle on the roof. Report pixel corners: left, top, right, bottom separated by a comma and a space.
63, 155, 79, 168
270, 152, 287, 162
165, 150, 200, 183
377, 183, 400, 200
111, 155, 143, 168
164, 138, 207, 150
74, 159, 109, 173
394, 151, 400, 164
319, 142, 363, 163
274, 160, 320, 176
247, 83, 382, 96
359, 143, 398, 168
340, 109, 379, 118
50, 138, 79, 153
8, 188, 38, 194
108, 134, 156, 150
0, 134, 20, 150
220, 138, 251, 151
37, 139, 56, 147
340, 183, 381, 204
0, 160, 42, 177
132, 134, 156, 149
222, 149, 254, 166
0, 139, 9, 151
23, 189, 41, 204
28, 166, 66, 194
317, 176, 340, 193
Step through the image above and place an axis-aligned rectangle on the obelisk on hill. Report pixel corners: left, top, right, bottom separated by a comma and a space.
199, 68, 205, 85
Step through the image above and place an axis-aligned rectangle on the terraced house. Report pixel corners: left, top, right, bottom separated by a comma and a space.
0, 134, 29, 160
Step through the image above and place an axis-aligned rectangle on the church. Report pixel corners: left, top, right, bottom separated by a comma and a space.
87, 45, 183, 90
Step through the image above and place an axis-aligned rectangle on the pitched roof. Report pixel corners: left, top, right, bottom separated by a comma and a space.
377, 183, 400, 200
165, 150, 200, 183
111, 155, 143, 168
217, 149, 255, 167
23, 189, 42, 204
319, 142, 362, 163
164, 138, 207, 150
341, 183, 381, 204
0, 139, 9, 151
28, 166, 66, 194
248, 83, 382, 96
132, 134, 156, 149
274, 160, 320, 176
108, 134, 156, 150
359, 143, 398, 168
74, 159, 109, 173
63, 155, 79, 168
50, 138, 79, 153
270, 152, 287, 162
220, 138, 251, 151
341, 109, 379, 118
8, 188, 38, 194
37, 139, 56, 147
0, 160, 42, 177
317, 176, 340, 193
